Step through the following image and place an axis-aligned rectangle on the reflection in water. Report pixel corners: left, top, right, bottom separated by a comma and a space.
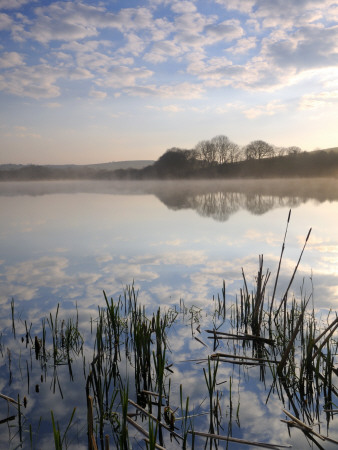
0, 178, 338, 447
1, 177, 337, 221
187, 191, 300, 221
151, 178, 329, 221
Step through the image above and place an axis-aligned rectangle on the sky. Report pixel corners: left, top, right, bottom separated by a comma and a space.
1, 0, 338, 164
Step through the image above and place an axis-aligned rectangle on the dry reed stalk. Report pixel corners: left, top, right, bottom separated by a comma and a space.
313, 317, 338, 345
281, 419, 338, 445
189, 430, 292, 448
0, 393, 21, 405
194, 336, 208, 347
87, 395, 97, 450
312, 322, 338, 361
205, 330, 274, 345
275, 228, 312, 319
126, 416, 165, 449
141, 390, 164, 398
252, 255, 270, 336
282, 409, 324, 440
91, 434, 98, 450
210, 357, 261, 366
104, 434, 109, 450
211, 352, 280, 364
277, 305, 306, 376
270, 209, 291, 318
0, 415, 16, 425
128, 399, 183, 440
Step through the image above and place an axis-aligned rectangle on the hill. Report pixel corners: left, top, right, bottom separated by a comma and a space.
1, 148, 338, 181
0, 160, 154, 172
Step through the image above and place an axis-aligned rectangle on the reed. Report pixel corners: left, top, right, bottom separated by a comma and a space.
203, 356, 219, 439
179, 384, 190, 449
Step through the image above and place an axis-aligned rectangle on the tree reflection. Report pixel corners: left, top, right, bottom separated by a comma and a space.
155, 184, 303, 221
2, 178, 338, 222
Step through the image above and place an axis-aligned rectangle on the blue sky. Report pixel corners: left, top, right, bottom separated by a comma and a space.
1, 0, 338, 164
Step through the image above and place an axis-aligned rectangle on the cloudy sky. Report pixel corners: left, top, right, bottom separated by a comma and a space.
1, 0, 338, 164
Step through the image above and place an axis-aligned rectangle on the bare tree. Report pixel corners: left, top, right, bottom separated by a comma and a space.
276, 146, 302, 156
211, 135, 240, 164
286, 146, 302, 155
276, 147, 287, 157
245, 140, 275, 160
195, 140, 217, 164
228, 142, 241, 163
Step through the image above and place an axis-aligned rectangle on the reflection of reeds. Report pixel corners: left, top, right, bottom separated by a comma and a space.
189, 429, 292, 449
203, 356, 219, 439
11, 298, 15, 339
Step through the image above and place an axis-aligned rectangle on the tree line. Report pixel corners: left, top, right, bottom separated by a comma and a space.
159, 135, 302, 167
0, 136, 337, 181
139, 136, 338, 179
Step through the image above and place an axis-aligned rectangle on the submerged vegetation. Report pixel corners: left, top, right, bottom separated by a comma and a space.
0, 212, 337, 449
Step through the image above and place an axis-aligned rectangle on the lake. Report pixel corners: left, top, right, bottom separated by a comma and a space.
0, 179, 337, 449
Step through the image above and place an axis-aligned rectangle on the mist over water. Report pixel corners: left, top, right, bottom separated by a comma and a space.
1, 177, 338, 214
1, 178, 338, 314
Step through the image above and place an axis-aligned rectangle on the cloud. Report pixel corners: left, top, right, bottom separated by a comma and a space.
118, 33, 146, 56
58, 41, 135, 72
1, 0, 338, 102
2, 256, 70, 300
26, 2, 120, 43
13, 125, 41, 139
129, 249, 207, 267
216, 0, 337, 29
109, 262, 159, 283
0, 12, 12, 30
0, 51, 24, 68
45, 101, 61, 108
0, 64, 62, 98
173, 10, 215, 46
243, 100, 287, 118
215, 0, 255, 13
147, 104, 185, 112
263, 24, 338, 71
89, 88, 107, 99
171, 1, 197, 14
254, 0, 336, 27
0, 0, 35, 10
124, 81, 205, 99
205, 19, 244, 44
228, 36, 257, 54
95, 65, 153, 90
0, 56, 95, 98
162, 104, 184, 112
299, 89, 338, 110
144, 40, 182, 64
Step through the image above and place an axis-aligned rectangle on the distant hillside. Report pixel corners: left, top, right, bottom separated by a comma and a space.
312, 147, 338, 154
87, 160, 154, 170
1, 148, 338, 181
0, 160, 154, 171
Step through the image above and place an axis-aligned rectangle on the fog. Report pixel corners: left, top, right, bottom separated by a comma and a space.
1, 178, 338, 222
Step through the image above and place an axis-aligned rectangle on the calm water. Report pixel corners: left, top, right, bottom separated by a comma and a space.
0, 179, 338, 448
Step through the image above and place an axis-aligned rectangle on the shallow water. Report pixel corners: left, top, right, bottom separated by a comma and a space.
0, 179, 337, 448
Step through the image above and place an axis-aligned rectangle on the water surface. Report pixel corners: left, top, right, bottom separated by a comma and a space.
0, 179, 337, 448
